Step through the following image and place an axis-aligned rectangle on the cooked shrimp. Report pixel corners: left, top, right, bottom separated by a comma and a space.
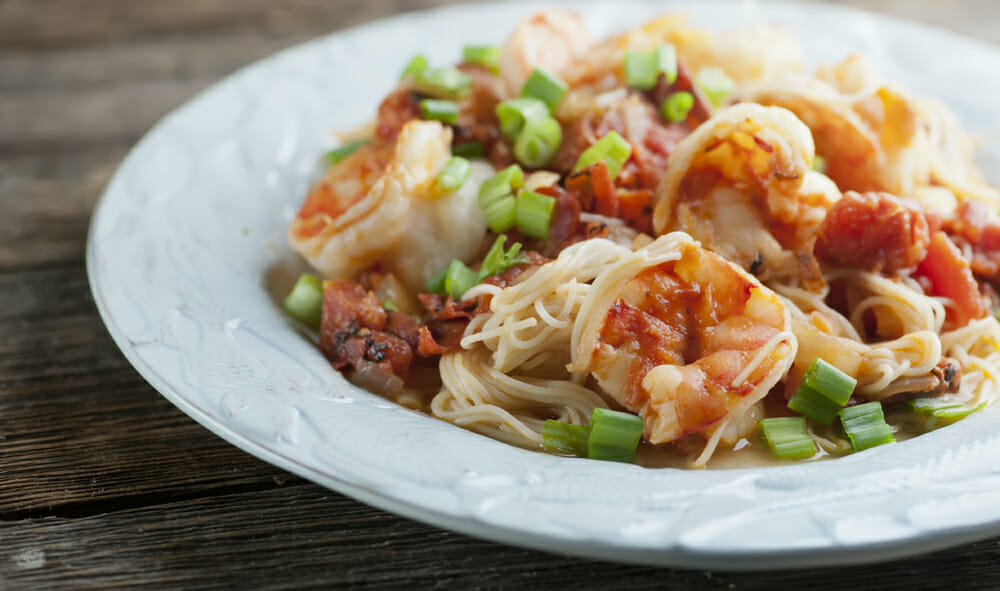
570, 233, 796, 462
497, 9, 594, 95
675, 22, 804, 83
738, 56, 923, 197
653, 103, 840, 279
555, 14, 800, 109
289, 120, 492, 292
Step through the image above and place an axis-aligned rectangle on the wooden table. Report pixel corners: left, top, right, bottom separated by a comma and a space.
3, 1, 999, 587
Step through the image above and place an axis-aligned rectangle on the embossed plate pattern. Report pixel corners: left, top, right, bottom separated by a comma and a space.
87, 0, 1000, 569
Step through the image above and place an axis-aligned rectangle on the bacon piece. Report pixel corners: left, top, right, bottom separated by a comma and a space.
322, 280, 386, 334
416, 293, 480, 356
320, 280, 421, 379
814, 191, 930, 273
418, 294, 479, 321
481, 251, 549, 288
916, 232, 987, 327
647, 60, 713, 127
551, 93, 687, 192
417, 326, 450, 356
375, 88, 421, 141
616, 188, 654, 235
453, 63, 513, 168
385, 309, 421, 350
417, 321, 468, 356
942, 200, 1000, 283
536, 185, 583, 256
566, 160, 618, 217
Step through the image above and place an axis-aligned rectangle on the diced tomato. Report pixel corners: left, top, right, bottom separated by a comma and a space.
617, 188, 654, 235
565, 160, 619, 217
915, 232, 986, 327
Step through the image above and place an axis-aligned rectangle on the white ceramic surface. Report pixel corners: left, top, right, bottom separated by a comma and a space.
87, 0, 1000, 570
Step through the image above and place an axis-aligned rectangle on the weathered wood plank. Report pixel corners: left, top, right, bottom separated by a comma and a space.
0, 0, 463, 50
0, 262, 301, 516
2, 485, 999, 589
0, 32, 297, 92
0, 146, 125, 266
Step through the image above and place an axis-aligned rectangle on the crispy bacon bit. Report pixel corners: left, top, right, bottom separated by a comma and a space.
552, 92, 688, 193
322, 280, 386, 335
481, 250, 549, 288
375, 89, 421, 141
418, 294, 479, 321
814, 191, 931, 273
942, 200, 1000, 284
916, 232, 987, 328
536, 185, 583, 256
320, 280, 423, 380
416, 293, 483, 355
385, 309, 421, 351
616, 188, 654, 235
566, 160, 618, 217
648, 60, 713, 127
417, 321, 468, 356
453, 63, 512, 168
375, 64, 513, 167
417, 326, 451, 356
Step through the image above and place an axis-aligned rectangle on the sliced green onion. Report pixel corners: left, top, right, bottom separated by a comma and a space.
520, 67, 567, 113
420, 99, 460, 124
496, 98, 550, 140
812, 155, 828, 174
413, 66, 473, 99
840, 402, 895, 452
282, 273, 323, 329
478, 235, 527, 280
463, 45, 500, 73
436, 156, 471, 192
624, 44, 678, 90
513, 116, 562, 168
655, 43, 678, 84
543, 420, 588, 456
573, 130, 632, 180
787, 358, 857, 426
660, 91, 694, 123
382, 300, 399, 312
425, 267, 448, 294
478, 164, 525, 208
587, 408, 644, 463
443, 259, 478, 300
400, 55, 428, 79
324, 140, 368, 165
482, 195, 517, 233
909, 398, 985, 420
758, 417, 816, 460
624, 50, 658, 91
452, 141, 485, 158
516, 190, 557, 239
696, 67, 734, 107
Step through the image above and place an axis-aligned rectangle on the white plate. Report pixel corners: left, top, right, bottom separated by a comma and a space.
87, 0, 1000, 569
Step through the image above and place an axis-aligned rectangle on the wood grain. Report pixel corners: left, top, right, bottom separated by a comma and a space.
4, 485, 1000, 590
0, 260, 303, 518
3, 0, 1000, 588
